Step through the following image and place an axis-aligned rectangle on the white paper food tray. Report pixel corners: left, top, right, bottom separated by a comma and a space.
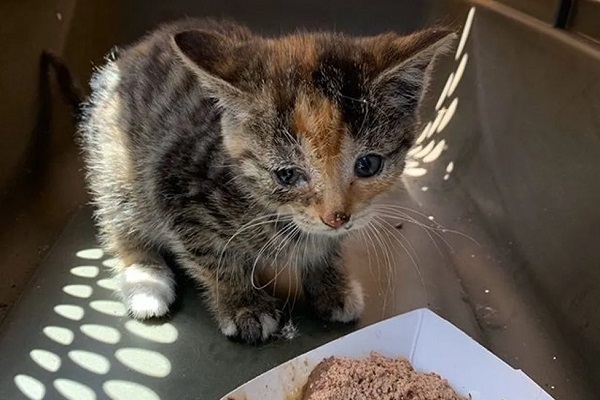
221, 308, 554, 400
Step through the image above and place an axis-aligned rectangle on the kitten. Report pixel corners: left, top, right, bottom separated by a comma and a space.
79, 18, 455, 344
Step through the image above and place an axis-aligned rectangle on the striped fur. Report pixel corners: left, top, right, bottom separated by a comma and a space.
79, 18, 455, 343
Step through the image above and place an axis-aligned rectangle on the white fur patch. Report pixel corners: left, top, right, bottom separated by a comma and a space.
118, 264, 176, 319
219, 318, 238, 337
259, 312, 280, 340
331, 279, 365, 323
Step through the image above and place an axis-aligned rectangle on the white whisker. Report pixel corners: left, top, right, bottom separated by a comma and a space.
250, 222, 297, 290
374, 216, 429, 306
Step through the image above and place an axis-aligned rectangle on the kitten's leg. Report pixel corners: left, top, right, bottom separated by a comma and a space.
113, 251, 176, 319
178, 256, 281, 344
303, 249, 364, 323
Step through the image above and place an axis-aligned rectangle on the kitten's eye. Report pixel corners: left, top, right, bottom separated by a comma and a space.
274, 167, 304, 186
354, 154, 384, 178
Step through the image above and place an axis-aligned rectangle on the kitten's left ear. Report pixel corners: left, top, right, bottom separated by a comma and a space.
366, 28, 457, 114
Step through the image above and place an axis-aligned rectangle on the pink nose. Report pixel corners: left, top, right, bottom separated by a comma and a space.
320, 211, 351, 229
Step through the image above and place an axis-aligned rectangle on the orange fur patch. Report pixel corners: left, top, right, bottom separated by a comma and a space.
293, 93, 344, 165
293, 92, 353, 217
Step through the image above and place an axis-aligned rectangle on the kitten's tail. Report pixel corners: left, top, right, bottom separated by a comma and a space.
40, 50, 85, 122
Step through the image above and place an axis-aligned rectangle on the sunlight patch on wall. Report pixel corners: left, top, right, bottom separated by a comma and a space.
411, 140, 435, 159
435, 72, 454, 110
404, 167, 428, 177
456, 7, 475, 60
404, 6, 476, 181
448, 54, 468, 97
437, 98, 458, 133
422, 140, 446, 163
415, 122, 432, 145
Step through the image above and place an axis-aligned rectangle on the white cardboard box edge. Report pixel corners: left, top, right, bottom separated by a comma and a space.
221, 308, 554, 400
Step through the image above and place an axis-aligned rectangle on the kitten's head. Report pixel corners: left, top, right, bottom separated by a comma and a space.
173, 25, 455, 235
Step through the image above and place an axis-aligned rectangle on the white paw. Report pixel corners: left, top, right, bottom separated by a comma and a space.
219, 317, 239, 337
258, 312, 280, 340
117, 264, 176, 319
331, 279, 365, 323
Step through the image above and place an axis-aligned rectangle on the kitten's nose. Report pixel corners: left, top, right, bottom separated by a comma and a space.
320, 211, 351, 229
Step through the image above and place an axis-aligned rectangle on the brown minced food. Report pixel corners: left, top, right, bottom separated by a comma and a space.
301, 353, 465, 400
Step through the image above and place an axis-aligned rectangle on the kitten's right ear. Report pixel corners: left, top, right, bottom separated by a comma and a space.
172, 30, 247, 109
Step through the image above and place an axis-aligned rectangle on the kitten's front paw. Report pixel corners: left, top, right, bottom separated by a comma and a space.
217, 294, 281, 344
118, 263, 176, 319
310, 279, 365, 323
330, 279, 365, 323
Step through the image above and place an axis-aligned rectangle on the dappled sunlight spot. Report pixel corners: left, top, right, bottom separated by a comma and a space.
437, 98, 458, 133
411, 140, 436, 159
456, 7, 476, 60
102, 258, 120, 268
407, 144, 423, 157
404, 8, 475, 183
428, 108, 446, 137
54, 304, 85, 321
14, 374, 46, 400
405, 160, 420, 169
97, 277, 119, 291
446, 161, 455, 173
90, 300, 126, 317
448, 53, 468, 97
30, 349, 61, 372
422, 140, 447, 163
125, 320, 178, 344
80, 324, 121, 344
115, 348, 172, 377
415, 122, 431, 145
69, 350, 111, 375
76, 248, 104, 260
435, 72, 454, 110
63, 284, 93, 299
103, 380, 160, 400
54, 379, 97, 400
404, 167, 428, 177
70, 266, 100, 278
43, 326, 74, 346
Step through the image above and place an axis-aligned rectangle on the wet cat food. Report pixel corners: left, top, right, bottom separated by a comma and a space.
302, 353, 464, 400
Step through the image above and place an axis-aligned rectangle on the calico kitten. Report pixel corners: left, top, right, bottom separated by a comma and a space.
79, 18, 454, 344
